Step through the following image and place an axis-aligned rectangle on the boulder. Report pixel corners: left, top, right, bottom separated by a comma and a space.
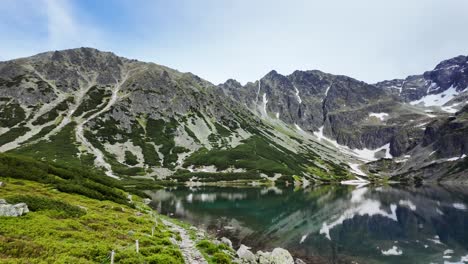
142, 198, 151, 204
0, 201, 29, 217
220, 237, 233, 248
269, 248, 294, 264
0, 182, 5, 187
237, 244, 256, 263
257, 250, 272, 264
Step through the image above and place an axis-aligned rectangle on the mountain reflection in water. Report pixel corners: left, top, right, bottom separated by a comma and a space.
147, 185, 468, 264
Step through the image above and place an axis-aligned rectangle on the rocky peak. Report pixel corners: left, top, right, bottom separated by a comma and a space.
220, 78, 242, 89
423, 55, 468, 92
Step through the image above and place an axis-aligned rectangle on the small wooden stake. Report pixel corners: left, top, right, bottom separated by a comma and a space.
136, 239, 139, 253
110, 250, 115, 264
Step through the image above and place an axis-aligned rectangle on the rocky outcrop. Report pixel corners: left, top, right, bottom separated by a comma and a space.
0, 199, 29, 217
376, 55, 468, 103
236, 244, 295, 264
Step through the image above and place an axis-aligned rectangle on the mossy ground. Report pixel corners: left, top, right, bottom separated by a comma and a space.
0, 178, 184, 264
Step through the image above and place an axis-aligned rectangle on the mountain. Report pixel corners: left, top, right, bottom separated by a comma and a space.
0, 48, 467, 184
0, 48, 352, 185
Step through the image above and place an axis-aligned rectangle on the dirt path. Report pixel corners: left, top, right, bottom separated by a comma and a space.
161, 219, 208, 264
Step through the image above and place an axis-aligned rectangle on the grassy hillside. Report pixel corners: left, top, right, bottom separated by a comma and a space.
0, 154, 234, 263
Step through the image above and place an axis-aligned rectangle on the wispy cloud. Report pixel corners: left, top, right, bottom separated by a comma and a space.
44, 0, 102, 49
0, 0, 103, 60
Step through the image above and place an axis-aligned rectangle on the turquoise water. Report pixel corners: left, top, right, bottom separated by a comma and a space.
148, 185, 468, 264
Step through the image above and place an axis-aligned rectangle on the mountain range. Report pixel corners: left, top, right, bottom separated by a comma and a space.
0, 48, 467, 184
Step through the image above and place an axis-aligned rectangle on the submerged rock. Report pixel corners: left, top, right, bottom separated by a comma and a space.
0, 200, 29, 217
295, 259, 307, 264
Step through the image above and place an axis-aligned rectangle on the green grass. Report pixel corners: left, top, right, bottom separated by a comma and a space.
0, 153, 128, 204
196, 240, 232, 264
0, 178, 183, 264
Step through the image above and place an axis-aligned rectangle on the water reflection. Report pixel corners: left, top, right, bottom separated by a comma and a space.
147, 185, 468, 264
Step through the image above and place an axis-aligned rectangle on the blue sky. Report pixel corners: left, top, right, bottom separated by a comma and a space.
1, 0, 468, 84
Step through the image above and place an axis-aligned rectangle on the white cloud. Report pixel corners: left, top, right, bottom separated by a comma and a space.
0, 0, 103, 61
44, 0, 102, 50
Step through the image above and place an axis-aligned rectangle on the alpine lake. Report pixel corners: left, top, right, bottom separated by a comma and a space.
147, 184, 468, 264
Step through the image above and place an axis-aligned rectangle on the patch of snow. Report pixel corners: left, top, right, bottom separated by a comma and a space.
410, 86, 458, 107
351, 187, 368, 203
320, 201, 397, 240
348, 163, 367, 176
259, 93, 269, 118
351, 143, 393, 162
445, 249, 455, 255
427, 235, 443, 245
453, 203, 467, 210
276, 112, 280, 119
254, 80, 261, 105
294, 124, 303, 131
399, 200, 417, 211
294, 86, 302, 104
300, 234, 308, 244
441, 102, 462, 113
447, 154, 466, 162
322, 84, 332, 102
381, 246, 403, 256
369, 112, 389, 121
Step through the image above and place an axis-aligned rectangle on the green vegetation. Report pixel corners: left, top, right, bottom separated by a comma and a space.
0, 102, 26, 127
6, 195, 86, 218
11, 122, 83, 167
0, 153, 128, 204
197, 240, 232, 264
0, 178, 183, 264
32, 97, 73, 125
124, 151, 139, 166
73, 86, 111, 118
0, 126, 30, 146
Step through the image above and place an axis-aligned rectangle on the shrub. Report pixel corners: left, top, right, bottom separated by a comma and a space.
5, 195, 86, 218
212, 252, 232, 264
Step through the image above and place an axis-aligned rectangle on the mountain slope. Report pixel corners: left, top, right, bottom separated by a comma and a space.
0, 48, 467, 183
0, 48, 353, 184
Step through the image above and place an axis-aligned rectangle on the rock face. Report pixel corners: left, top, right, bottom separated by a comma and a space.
0, 199, 29, 217
375, 55, 468, 102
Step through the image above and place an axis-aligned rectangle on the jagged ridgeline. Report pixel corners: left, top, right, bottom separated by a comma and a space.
0, 48, 352, 184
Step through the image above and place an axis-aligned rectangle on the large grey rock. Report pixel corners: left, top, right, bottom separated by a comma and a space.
257, 250, 272, 264
220, 237, 233, 248
236, 244, 256, 263
0, 201, 29, 217
269, 248, 294, 264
